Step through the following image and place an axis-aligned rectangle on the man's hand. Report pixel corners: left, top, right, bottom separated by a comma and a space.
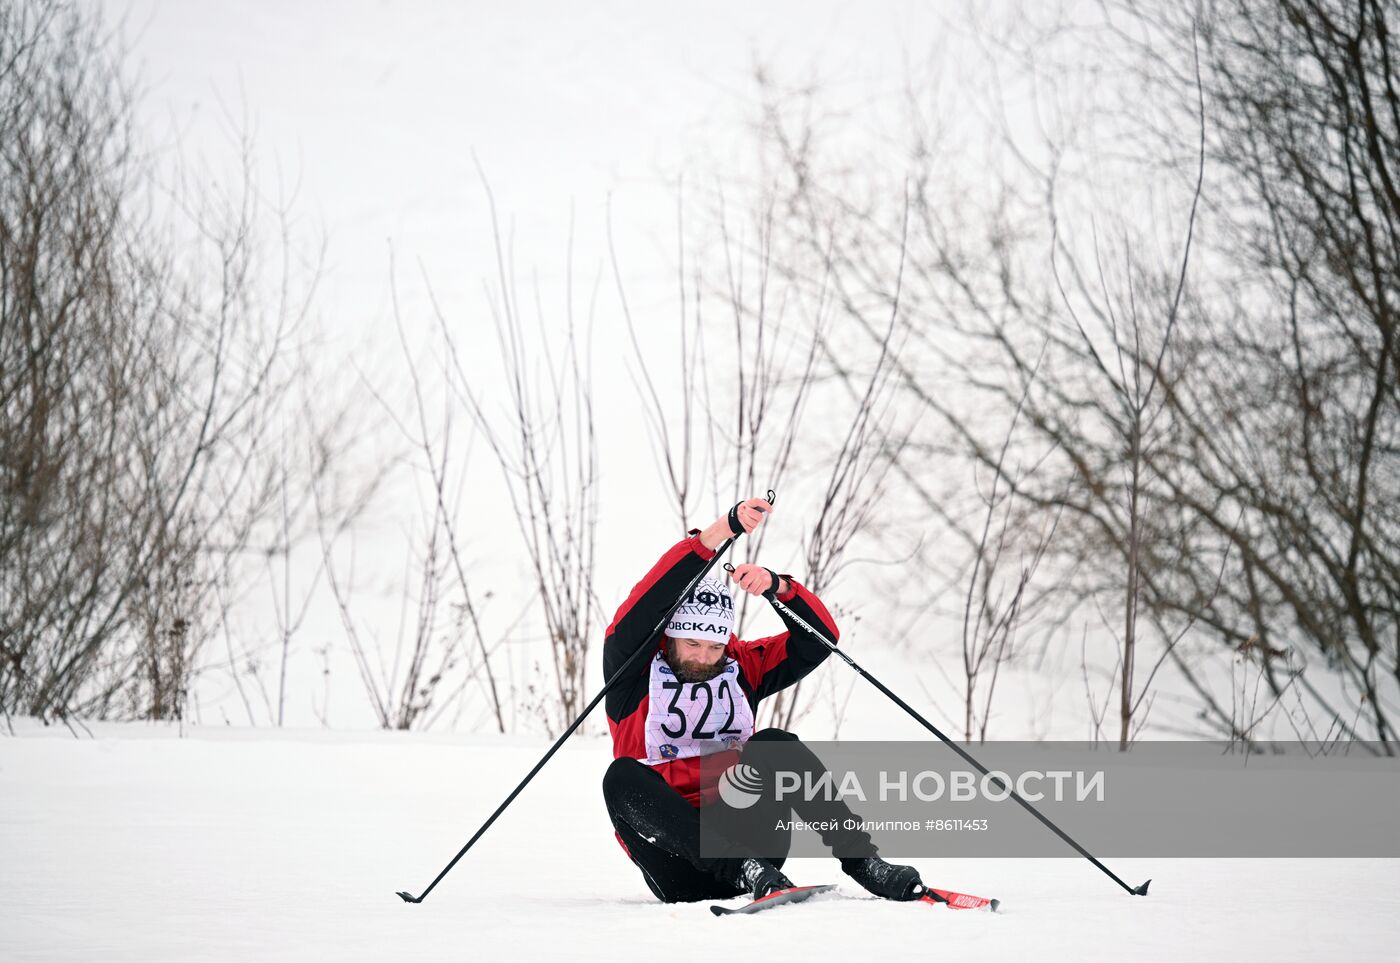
699, 496, 773, 550
730, 497, 773, 535
728, 562, 784, 598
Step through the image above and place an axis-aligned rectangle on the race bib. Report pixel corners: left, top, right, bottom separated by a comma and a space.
643, 653, 754, 764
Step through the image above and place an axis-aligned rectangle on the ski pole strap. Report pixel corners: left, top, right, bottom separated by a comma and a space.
726, 503, 746, 535
762, 567, 780, 599
726, 489, 777, 536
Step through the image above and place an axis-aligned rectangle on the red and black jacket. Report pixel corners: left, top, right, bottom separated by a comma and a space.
604, 530, 841, 806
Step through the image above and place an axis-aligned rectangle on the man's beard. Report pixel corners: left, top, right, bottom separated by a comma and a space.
664, 638, 728, 683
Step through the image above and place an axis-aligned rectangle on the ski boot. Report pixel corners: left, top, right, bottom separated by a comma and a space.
841, 855, 924, 901
736, 857, 794, 898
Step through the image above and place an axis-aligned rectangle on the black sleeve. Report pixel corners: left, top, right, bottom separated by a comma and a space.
732, 578, 841, 701
602, 531, 716, 698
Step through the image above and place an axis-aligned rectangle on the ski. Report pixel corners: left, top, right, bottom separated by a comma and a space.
709, 884, 837, 916
710, 883, 997, 917
918, 886, 1000, 912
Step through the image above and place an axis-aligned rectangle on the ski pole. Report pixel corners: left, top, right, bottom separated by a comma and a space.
396, 491, 775, 904
756, 583, 1150, 897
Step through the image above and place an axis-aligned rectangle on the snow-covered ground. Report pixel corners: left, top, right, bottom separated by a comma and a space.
2, 720, 1396, 961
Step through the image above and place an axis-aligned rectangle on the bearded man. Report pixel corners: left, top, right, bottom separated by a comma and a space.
601, 496, 924, 904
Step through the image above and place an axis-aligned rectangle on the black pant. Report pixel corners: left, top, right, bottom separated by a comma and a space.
602, 728, 877, 903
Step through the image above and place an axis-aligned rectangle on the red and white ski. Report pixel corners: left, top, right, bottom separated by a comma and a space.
710, 883, 998, 917
919, 887, 999, 912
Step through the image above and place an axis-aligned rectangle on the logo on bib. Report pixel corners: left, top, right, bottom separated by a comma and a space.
659, 744, 680, 759
717, 762, 764, 809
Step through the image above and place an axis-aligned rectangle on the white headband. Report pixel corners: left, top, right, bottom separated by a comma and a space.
667, 575, 735, 644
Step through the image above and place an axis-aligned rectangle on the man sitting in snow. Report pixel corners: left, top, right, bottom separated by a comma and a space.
601, 496, 924, 903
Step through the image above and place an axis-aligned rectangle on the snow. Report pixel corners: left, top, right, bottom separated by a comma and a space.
2, 720, 1397, 961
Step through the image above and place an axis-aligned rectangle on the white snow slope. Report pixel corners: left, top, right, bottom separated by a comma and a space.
2, 720, 1397, 962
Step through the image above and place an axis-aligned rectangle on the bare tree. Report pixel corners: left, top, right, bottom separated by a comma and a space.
1008, 0, 1400, 746
0, 0, 369, 728
613, 171, 920, 732
957, 344, 1063, 743
406, 164, 604, 737
715, 0, 1400, 749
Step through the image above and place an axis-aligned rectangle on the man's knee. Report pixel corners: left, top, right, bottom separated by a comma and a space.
602, 756, 648, 802
748, 727, 799, 743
